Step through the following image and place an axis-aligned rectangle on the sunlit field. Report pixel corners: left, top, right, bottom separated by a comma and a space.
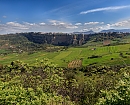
1, 43, 130, 67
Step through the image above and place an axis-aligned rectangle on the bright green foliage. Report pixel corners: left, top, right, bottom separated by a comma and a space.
38, 59, 65, 92
96, 72, 130, 105
0, 59, 75, 105
0, 78, 74, 105
0, 59, 130, 105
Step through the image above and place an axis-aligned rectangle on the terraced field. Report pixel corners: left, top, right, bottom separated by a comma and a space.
0, 43, 130, 67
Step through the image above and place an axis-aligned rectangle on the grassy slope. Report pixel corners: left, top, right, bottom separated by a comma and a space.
0, 43, 130, 67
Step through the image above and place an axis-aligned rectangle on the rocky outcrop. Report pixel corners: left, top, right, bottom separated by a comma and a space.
20, 32, 89, 46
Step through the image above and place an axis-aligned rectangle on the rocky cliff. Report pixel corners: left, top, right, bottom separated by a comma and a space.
20, 32, 89, 46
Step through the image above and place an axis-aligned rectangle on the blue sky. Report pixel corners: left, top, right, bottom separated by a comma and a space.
0, 0, 130, 34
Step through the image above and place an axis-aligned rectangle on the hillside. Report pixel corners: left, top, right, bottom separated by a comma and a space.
0, 32, 130, 105
0, 34, 48, 53
0, 32, 130, 67
0, 32, 130, 48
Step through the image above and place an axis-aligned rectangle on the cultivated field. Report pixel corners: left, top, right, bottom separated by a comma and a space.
0, 43, 130, 67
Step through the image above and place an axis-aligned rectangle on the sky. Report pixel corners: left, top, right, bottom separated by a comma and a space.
1, 0, 130, 34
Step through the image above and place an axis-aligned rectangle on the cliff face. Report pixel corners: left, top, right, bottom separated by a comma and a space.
20, 32, 89, 46
1, 32, 129, 47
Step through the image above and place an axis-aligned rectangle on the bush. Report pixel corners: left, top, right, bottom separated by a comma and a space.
96, 72, 130, 105
88, 55, 102, 59
0, 59, 75, 105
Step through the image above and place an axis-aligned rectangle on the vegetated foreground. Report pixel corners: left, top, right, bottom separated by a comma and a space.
0, 59, 130, 105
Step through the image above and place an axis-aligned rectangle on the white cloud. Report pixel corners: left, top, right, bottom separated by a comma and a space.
23, 22, 36, 26
106, 24, 111, 28
75, 23, 82, 25
3, 19, 130, 34
82, 28, 89, 31
80, 21, 109, 32
39, 22, 46, 25
6, 22, 29, 30
66, 25, 78, 29
51, 23, 57, 26
84, 22, 99, 25
49, 20, 78, 29
87, 19, 130, 32
101, 22, 104, 24
29, 23, 35, 26
111, 19, 130, 27
49, 20, 58, 26
0, 22, 29, 34
80, 5, 130, 14
0, 20, 80, 34
59, 22, 66, 25
49, 20, 66, 26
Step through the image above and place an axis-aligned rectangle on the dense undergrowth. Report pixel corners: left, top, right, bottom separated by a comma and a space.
0, 59, 130, 105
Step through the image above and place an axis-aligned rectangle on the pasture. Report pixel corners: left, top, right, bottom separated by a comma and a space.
0, 44, 130, 67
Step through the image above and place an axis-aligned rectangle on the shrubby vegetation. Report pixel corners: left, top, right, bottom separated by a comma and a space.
0, 59, 130, 105
0, 59, 75, 105
96, 71, 130, 105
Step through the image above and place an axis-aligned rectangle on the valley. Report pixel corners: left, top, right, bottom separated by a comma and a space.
0, 32, 130, 67
0, 32, 130, 105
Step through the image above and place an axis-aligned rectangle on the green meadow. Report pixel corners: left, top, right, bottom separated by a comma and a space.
0, 43, 130, 67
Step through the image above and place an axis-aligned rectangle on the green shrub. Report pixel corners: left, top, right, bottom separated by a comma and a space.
96, 72, 130, 105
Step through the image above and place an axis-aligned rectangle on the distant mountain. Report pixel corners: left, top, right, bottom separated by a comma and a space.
74, 29, 130, 34
73, 30, 95, 34
100, 29, 130, 33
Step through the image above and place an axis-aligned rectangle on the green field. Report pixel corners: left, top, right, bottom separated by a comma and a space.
0, 43, 130, 67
